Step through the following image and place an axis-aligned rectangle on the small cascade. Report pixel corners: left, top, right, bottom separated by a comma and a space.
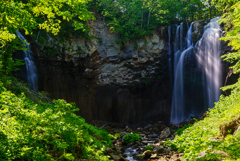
16, 31, 38, 91
168, 26, 173, 91
195, 17, 222, 109
170, 18, 222, 124
171, 23, 194, 124
180, 22, 184, 52
173, 25, 180, 74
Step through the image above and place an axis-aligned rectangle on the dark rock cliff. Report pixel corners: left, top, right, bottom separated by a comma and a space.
25, 18, 232, 124
31, 18, 172, 124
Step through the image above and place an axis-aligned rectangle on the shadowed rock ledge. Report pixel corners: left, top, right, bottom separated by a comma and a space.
27, 18, 229, 124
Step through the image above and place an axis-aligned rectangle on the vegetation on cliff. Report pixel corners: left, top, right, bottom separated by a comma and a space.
95, 0, 215, 43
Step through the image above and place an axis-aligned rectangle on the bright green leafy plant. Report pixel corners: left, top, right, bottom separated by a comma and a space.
145, 145, 153, 150
122, 133, 142, 144
169, 87, 240, 160
0, 82, 113, 160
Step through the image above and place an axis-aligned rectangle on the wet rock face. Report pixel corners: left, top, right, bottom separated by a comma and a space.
31, 18, 212, 124
192, 19, 210, 44
31, 17, 172, 124
35, 56, 171, 123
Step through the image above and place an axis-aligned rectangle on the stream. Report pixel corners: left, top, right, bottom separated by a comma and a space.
92, 120, 184, 161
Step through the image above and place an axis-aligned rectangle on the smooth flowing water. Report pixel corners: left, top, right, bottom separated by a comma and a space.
170, 18, 222, 124
171, 23, 194, 124
195, 17, 222, 109
168, 26, 173, 91
16, 31, 38, 91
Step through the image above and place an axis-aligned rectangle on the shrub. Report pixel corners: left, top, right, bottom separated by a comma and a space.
145, 145, 153, 151
0, 84, 112, 160
170, 86, 240, 160
122, 133, 142, 144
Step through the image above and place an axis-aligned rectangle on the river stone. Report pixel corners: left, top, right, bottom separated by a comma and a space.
159, 127, 171, 139
106, 148, 114, 153
150, 153, 158, 159
110, 153, 121, 160
82, 159, 94, 161
165, 147, 172, 153
119, 156, 128, 161
158, 157, 167, 161
115, 147, 123, 154
171, 132, 178, 139
139, 150, 155, 159
155, 145, 165, 154
148, 134, 157, 138
144, 124, 153, 129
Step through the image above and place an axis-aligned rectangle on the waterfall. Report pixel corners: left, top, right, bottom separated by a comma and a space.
16, 31, 38, 91
195, 17, 222, 109
168, 26, 173, 91
171, 23, 194, 124
180, 22, 184, 52
170, 18, 222, 124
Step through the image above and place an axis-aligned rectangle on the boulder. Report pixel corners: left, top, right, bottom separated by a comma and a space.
138, 150, 155, 159
109, 153, 121, 160
159, 127, 171, 139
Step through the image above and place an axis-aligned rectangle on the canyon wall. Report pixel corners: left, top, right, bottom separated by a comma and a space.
28, 18, 231, 124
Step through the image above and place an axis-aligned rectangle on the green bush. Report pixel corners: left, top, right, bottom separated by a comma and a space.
114, 133, 121, 139
122, 133, 142, 144
0, 83, 112, 160
145, 145, 153, 151
170, 86, 240, 160
176, 124, 193, 136
163, 139, 177, 151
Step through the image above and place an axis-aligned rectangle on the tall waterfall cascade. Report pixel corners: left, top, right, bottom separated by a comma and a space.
168, 26, 173, 91
16, 31, 38, 91
170, 18, 222, 124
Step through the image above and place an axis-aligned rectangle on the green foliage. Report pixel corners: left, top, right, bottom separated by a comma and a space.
169, 86, 240, 160
114, 133, 121, 139
0, 0, 94, 80
145, 145, 153, 151
122, 133, 142, 144
163, 139, 177, 151
94, 0, 212, 44
176, 124, 193, 136
217, 1, 240, 86
0, 82, 112, 160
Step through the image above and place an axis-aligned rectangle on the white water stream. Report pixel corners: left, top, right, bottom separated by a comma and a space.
170, 18, 222, 124
16, 31, 38, 91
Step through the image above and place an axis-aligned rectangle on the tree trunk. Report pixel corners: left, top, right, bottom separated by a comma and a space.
147, 9, 150, 30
